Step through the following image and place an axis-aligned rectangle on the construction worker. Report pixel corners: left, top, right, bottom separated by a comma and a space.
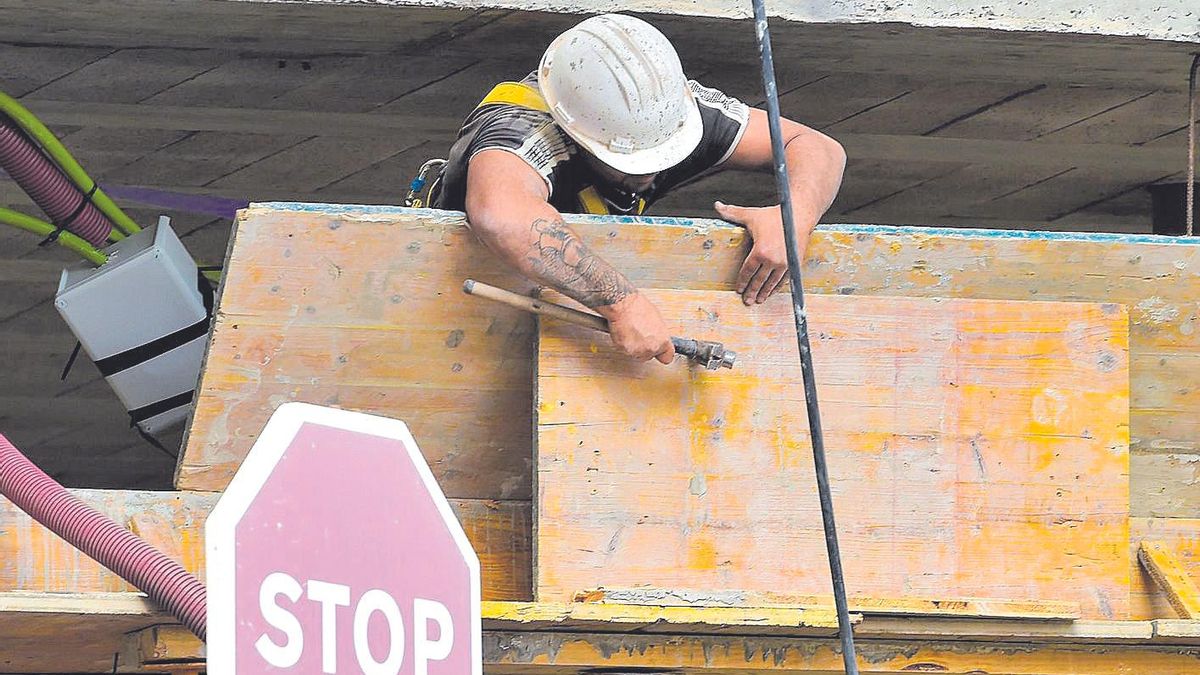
430, 14, 845, 364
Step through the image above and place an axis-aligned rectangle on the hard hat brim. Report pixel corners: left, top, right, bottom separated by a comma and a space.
563, 91, 704, 177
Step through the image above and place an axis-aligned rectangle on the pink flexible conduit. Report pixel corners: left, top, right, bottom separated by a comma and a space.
0, 434, 206, 641
0, 118, 112, 246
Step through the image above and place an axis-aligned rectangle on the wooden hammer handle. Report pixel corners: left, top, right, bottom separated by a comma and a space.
462, 279, 610, 333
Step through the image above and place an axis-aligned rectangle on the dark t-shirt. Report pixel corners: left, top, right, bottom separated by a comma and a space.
431, 72, 750, 215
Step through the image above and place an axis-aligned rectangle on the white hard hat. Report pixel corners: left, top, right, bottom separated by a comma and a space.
538, 14, 702, 176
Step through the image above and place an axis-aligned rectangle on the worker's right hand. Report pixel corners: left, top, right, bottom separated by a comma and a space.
602, 293, 676, 364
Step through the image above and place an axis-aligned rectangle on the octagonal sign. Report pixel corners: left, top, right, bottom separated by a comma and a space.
206, 402, 481, 674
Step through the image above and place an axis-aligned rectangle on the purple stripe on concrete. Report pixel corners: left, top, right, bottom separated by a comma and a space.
100, 185, 248, 220
2, 170, 248, 219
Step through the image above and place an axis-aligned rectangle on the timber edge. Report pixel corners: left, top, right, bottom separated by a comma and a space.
4, 593, 1199, 673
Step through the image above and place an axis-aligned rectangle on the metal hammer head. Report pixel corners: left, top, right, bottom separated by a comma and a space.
694, 341, 737, 370
672, 337, 736, 370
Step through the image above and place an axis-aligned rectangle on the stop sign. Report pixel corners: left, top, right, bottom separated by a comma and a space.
206, 402, 482, 674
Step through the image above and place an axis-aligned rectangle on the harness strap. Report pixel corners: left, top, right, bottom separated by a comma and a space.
475, 82, 647, 217
477, 82, 551, 113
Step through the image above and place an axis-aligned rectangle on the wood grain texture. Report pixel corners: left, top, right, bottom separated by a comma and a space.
484, 630, 1200, 674
0, 592, 171, 673
1139, 540, 1200, 618
536, 289, 1130, 618
183, 208, 1199, 521
0, 489, 532, 601
575, 587, 1082, 619
5, 596, 1196, 674
1130, 518, 1200, 619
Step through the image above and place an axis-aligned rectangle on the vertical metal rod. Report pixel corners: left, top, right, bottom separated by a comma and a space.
749, 2, 859, 673
1187, 53, 1197, 237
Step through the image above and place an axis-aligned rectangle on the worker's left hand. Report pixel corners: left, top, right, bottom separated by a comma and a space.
715, 201, 799, 305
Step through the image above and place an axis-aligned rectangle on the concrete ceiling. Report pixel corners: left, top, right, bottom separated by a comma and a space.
0, 0, 1197, 489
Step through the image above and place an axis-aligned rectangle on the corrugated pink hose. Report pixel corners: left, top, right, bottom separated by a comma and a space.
0, 434, 206, 641
0, 118, 112, 246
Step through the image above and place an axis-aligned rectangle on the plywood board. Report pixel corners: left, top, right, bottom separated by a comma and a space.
536, 289, 1130, 618
184, 208, 1200, 521
0, 488, 532, 601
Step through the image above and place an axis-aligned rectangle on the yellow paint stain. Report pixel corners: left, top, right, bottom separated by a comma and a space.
687, 535, 718, 571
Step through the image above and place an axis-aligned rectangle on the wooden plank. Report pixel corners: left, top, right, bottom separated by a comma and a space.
185, 208, 1200, 520
484, 630, 1200, 674
0, 488, 532, 601
121, 624, 204, 671
1140, 540, 1200, 618
0, 593, 1195, 674
106, 603, 1200, 671
536, 288, 1130, 618
575, 588, 1081, 620
1154, 619, 1200, 642
854, 617, 1154, 643
481, 601, 846, 636
0, 592, 169, 673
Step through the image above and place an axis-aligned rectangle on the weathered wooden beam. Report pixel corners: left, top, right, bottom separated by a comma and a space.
115, 602, 1200, 671
0, 488, 532, 601
13, 596, 1197, 673
482, 629, 1200, 674
1140, 540, 1200, 619
0, 592, 171, 673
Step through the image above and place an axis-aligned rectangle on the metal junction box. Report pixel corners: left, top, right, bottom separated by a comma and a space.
55, 218, 210, 434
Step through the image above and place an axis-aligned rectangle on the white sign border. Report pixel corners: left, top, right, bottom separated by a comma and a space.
206, 401, 483, 674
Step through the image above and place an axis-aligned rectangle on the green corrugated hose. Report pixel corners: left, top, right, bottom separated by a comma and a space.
0, 206, 107, 265
0, 90, 139, 239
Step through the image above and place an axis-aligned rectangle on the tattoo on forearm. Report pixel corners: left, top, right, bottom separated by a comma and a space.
527, 218, 635, 308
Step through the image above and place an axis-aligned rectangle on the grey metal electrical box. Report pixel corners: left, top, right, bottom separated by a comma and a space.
55, 218, 209, 434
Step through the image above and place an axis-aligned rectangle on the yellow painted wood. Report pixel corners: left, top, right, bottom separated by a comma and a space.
1130, 518, 1200, 618
1140, 540, 1200, 618
484, 630, 1200, 674
7, 594, 1198, 673
0, 489, 532, 601
481, 600, 846, 635
575, 587, 1081, 619
537, 288, 1131, 618
184, 207, 1199, 520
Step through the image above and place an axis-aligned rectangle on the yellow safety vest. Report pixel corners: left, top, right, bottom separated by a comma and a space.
476, 82, 647, 216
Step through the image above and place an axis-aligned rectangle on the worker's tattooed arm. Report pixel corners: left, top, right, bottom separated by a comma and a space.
527, 217, 636, 308
464, 149, 674, 362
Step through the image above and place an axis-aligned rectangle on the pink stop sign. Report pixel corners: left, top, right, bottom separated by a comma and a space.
207, 403, 482, 674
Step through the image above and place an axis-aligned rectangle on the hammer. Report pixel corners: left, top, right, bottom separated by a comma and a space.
462, 279, 736, 370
